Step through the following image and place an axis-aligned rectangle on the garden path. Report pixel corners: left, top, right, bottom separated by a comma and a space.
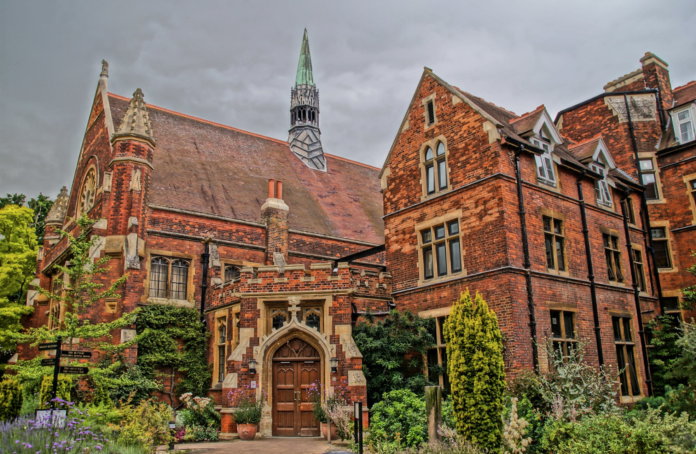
171, 437, 352, 453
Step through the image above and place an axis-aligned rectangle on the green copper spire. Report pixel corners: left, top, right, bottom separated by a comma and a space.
295, 29, 315, 86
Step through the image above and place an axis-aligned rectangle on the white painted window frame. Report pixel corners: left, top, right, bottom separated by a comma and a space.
672, 104, 696, 145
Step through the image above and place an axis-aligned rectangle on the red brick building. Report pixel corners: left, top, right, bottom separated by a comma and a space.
557, 52, 696, 323
20, 31, 387, 437
379, 64, 673, 402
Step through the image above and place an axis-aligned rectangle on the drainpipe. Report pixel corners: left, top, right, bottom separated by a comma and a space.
200, 239, 211, 330
514, 145, 539, 372
575, 171, 604, 367
620, 190, 653, 397
623, 94, 664, 312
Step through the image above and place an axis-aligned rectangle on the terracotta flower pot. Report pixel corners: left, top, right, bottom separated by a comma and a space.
321, 422, 339, 440
237, 423, 257, 440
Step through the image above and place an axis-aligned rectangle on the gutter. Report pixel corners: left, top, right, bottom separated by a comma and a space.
575, 171, 604, 367
514, 144, 539, 372
620, 190, 653, 397
623, 94, 664, 312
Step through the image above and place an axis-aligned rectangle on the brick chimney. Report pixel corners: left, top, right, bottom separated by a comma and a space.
640, 52, 673, 112
261, 179, 289, 266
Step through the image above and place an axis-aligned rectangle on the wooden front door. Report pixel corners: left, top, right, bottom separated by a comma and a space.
272, 338, 321, 437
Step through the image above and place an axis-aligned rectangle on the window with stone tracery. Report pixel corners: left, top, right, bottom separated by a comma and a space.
78, 168, 97, 216
48, 277, 63, 330
302, 307, 322, 331
270, 307, 289, 331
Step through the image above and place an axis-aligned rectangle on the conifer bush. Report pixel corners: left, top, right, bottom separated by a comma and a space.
39, 374, 72, 409
444, 290, 505, 451
0, 377, 23, 421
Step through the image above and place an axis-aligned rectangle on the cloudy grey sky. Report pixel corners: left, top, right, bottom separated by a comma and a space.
1, 0, 695, 200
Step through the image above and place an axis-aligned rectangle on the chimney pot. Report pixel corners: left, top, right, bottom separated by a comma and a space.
276, 181, 283, 200
268, 179, 276, 199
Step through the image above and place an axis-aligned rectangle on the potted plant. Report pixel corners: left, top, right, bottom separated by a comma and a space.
308, 380, 352, 441
228, 386, 265, 441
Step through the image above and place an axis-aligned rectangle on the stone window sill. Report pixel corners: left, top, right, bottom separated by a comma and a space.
146, 297, 193, 308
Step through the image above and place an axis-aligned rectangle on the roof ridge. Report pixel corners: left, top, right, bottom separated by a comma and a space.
510, 105, 545, 124
325, 153, 379, 170
567, 134, 603, 149
108, 93, 288, 145
460, 90, 518, 116
109, 93, 379, 172
673, 80, 696, 92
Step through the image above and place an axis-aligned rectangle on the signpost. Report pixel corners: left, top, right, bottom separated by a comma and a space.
37, 336, 90, 411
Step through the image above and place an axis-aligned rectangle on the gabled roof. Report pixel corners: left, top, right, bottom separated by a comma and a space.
510, 105, 545, 135
108, 94, 384, 244
568, 136, 602, 161
672, 80, 696, 109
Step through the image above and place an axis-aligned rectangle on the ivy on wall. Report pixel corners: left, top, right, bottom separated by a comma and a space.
135, 305, 211, 403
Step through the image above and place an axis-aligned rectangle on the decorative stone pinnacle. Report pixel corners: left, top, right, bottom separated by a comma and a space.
100, 60, 109, 78
112, 88, 156, 146
46, 186, 69, 224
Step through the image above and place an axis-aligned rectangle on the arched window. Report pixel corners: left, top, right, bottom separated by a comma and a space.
149, 256, 190, 300
170, 260, 189, 300
149, 257, 168, 298
78, 167, 97, 216
224, 265, 240, 282
424, 142, 448, 195
303, 307, 322, 331
217, 320, 227, 383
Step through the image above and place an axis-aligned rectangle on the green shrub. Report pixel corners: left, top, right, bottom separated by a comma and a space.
184, 425, 219, 442
39, 374, 72, 409
633, 384, 696, 419
444, 290, 505, 451
91, 378, 114, 407
353, 310, 436, 406
0, 377, 23, 421
543, 407, 696, 454
111, 399, 173, 449
368, 389, 427, 450
20, 391, 39, 416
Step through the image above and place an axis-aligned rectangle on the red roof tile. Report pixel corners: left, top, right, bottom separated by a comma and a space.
672, 80, 696, 108
108, 94, 384, 244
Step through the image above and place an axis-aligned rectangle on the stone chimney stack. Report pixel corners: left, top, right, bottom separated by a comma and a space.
640, 52, 673, 114
261, 179, 289, 266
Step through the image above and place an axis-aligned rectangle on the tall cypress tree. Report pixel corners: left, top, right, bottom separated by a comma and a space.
444, 290, 505, 451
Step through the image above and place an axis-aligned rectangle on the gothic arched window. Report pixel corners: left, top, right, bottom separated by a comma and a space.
224, 265, 240, 282
149, 257, 168, 298
423, 142, 448, 195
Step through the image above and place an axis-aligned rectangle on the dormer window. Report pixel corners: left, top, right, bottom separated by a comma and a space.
532, 139, 556, 186
590, 163, 613, 207
674, 107, 695, 144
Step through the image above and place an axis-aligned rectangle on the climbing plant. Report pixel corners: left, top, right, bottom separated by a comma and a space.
135, 304, 211, 403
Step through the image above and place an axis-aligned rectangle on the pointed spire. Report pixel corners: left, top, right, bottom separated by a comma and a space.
46, 186, 69, 224
295, 29, 315, 86
112, 88, 156, 146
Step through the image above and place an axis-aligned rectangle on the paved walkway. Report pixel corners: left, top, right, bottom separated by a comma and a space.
172, 438, 352, 454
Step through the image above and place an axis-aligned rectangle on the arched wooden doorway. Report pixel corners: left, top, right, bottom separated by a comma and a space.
272, 337, 321, 436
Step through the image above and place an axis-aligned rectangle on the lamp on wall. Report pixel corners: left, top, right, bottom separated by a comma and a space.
248, 358, 257, 375
330, 357, 338, 374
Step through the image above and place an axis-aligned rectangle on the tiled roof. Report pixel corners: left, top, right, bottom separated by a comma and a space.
568, 136, 602, 161
108, 94, 384, 244
672, 80, 696, 109
510, 106, 545, 135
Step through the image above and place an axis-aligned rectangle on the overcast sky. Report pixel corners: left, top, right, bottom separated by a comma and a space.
1, 0, 694, 200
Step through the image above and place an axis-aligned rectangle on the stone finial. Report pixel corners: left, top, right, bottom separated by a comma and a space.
112, 88, 156, 147
46, 186, 69, 224
100, 60, 109, 79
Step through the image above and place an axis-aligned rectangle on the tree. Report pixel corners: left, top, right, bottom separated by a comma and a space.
444, 290, 505, 451
353, 310, 436, 406
0, 205, 37, 351
9, 214, 136, 388
0, 192, 54, 244
27, 193, 53, 244
0, 194, 27, 209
